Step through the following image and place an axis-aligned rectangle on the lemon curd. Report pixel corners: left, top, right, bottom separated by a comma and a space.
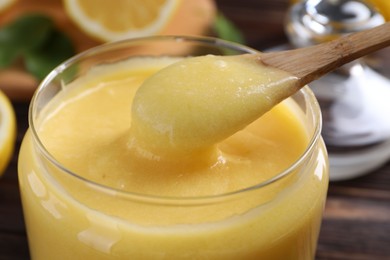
19, 38, 328, 259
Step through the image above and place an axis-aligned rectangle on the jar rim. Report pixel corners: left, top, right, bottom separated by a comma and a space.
29, 35, 323, 204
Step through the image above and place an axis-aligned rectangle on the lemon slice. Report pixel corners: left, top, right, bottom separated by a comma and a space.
64, 0, 179, 42
0, 0, 16, 12
0, 90, 16, 176
368, 0, 390, 20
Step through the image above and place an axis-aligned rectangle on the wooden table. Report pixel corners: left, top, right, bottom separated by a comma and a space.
1, 0, 390, 259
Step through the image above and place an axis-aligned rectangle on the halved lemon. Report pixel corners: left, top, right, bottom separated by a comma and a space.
64, 0, 180, 42
368, 0, 390, 20
0, 90, 16, 176
0, 0, 16, 12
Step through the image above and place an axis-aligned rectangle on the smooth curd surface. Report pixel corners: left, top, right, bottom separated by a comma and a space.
131, 55, 298, 155
37, 56, 305, 197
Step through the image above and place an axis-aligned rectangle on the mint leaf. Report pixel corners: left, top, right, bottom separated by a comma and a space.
0, 13, 76, 80
213, 12, 245, 44
0, 43, 19, 68
0, 14, 53, 68
24, 30, 75, 80
0, 14, 53, 48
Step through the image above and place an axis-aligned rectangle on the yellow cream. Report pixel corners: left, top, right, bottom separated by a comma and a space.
37, 57, 306, 197
130, 55, 298, 157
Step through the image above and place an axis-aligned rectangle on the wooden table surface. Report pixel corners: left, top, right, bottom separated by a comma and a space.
1, 0, 390, 259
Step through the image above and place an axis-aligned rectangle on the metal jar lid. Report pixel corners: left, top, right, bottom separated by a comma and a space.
285, 0, 385, 47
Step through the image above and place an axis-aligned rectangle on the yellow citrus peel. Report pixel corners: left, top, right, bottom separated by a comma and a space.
64, 0, 180, 42
0, 90, 16, 176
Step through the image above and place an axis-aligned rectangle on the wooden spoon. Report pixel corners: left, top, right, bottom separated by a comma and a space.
258, 21, 390, 97
131, 22, 390, 154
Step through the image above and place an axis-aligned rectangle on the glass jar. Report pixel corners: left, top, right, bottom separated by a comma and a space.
18, 36, 329, 259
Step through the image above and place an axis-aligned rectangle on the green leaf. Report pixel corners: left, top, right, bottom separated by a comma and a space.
0, 43, 19, 68
0, 14, 53, 50
213, 12, 245, 44
0, 14, 54, 67
24, 29, 76, 80
0, 13, 77, 80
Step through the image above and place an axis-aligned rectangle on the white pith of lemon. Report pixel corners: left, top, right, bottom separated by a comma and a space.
0, 0, 16, 12
64, 0, 179, 42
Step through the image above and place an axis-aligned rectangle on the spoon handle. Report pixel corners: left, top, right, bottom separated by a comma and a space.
260, 22, 390, 86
